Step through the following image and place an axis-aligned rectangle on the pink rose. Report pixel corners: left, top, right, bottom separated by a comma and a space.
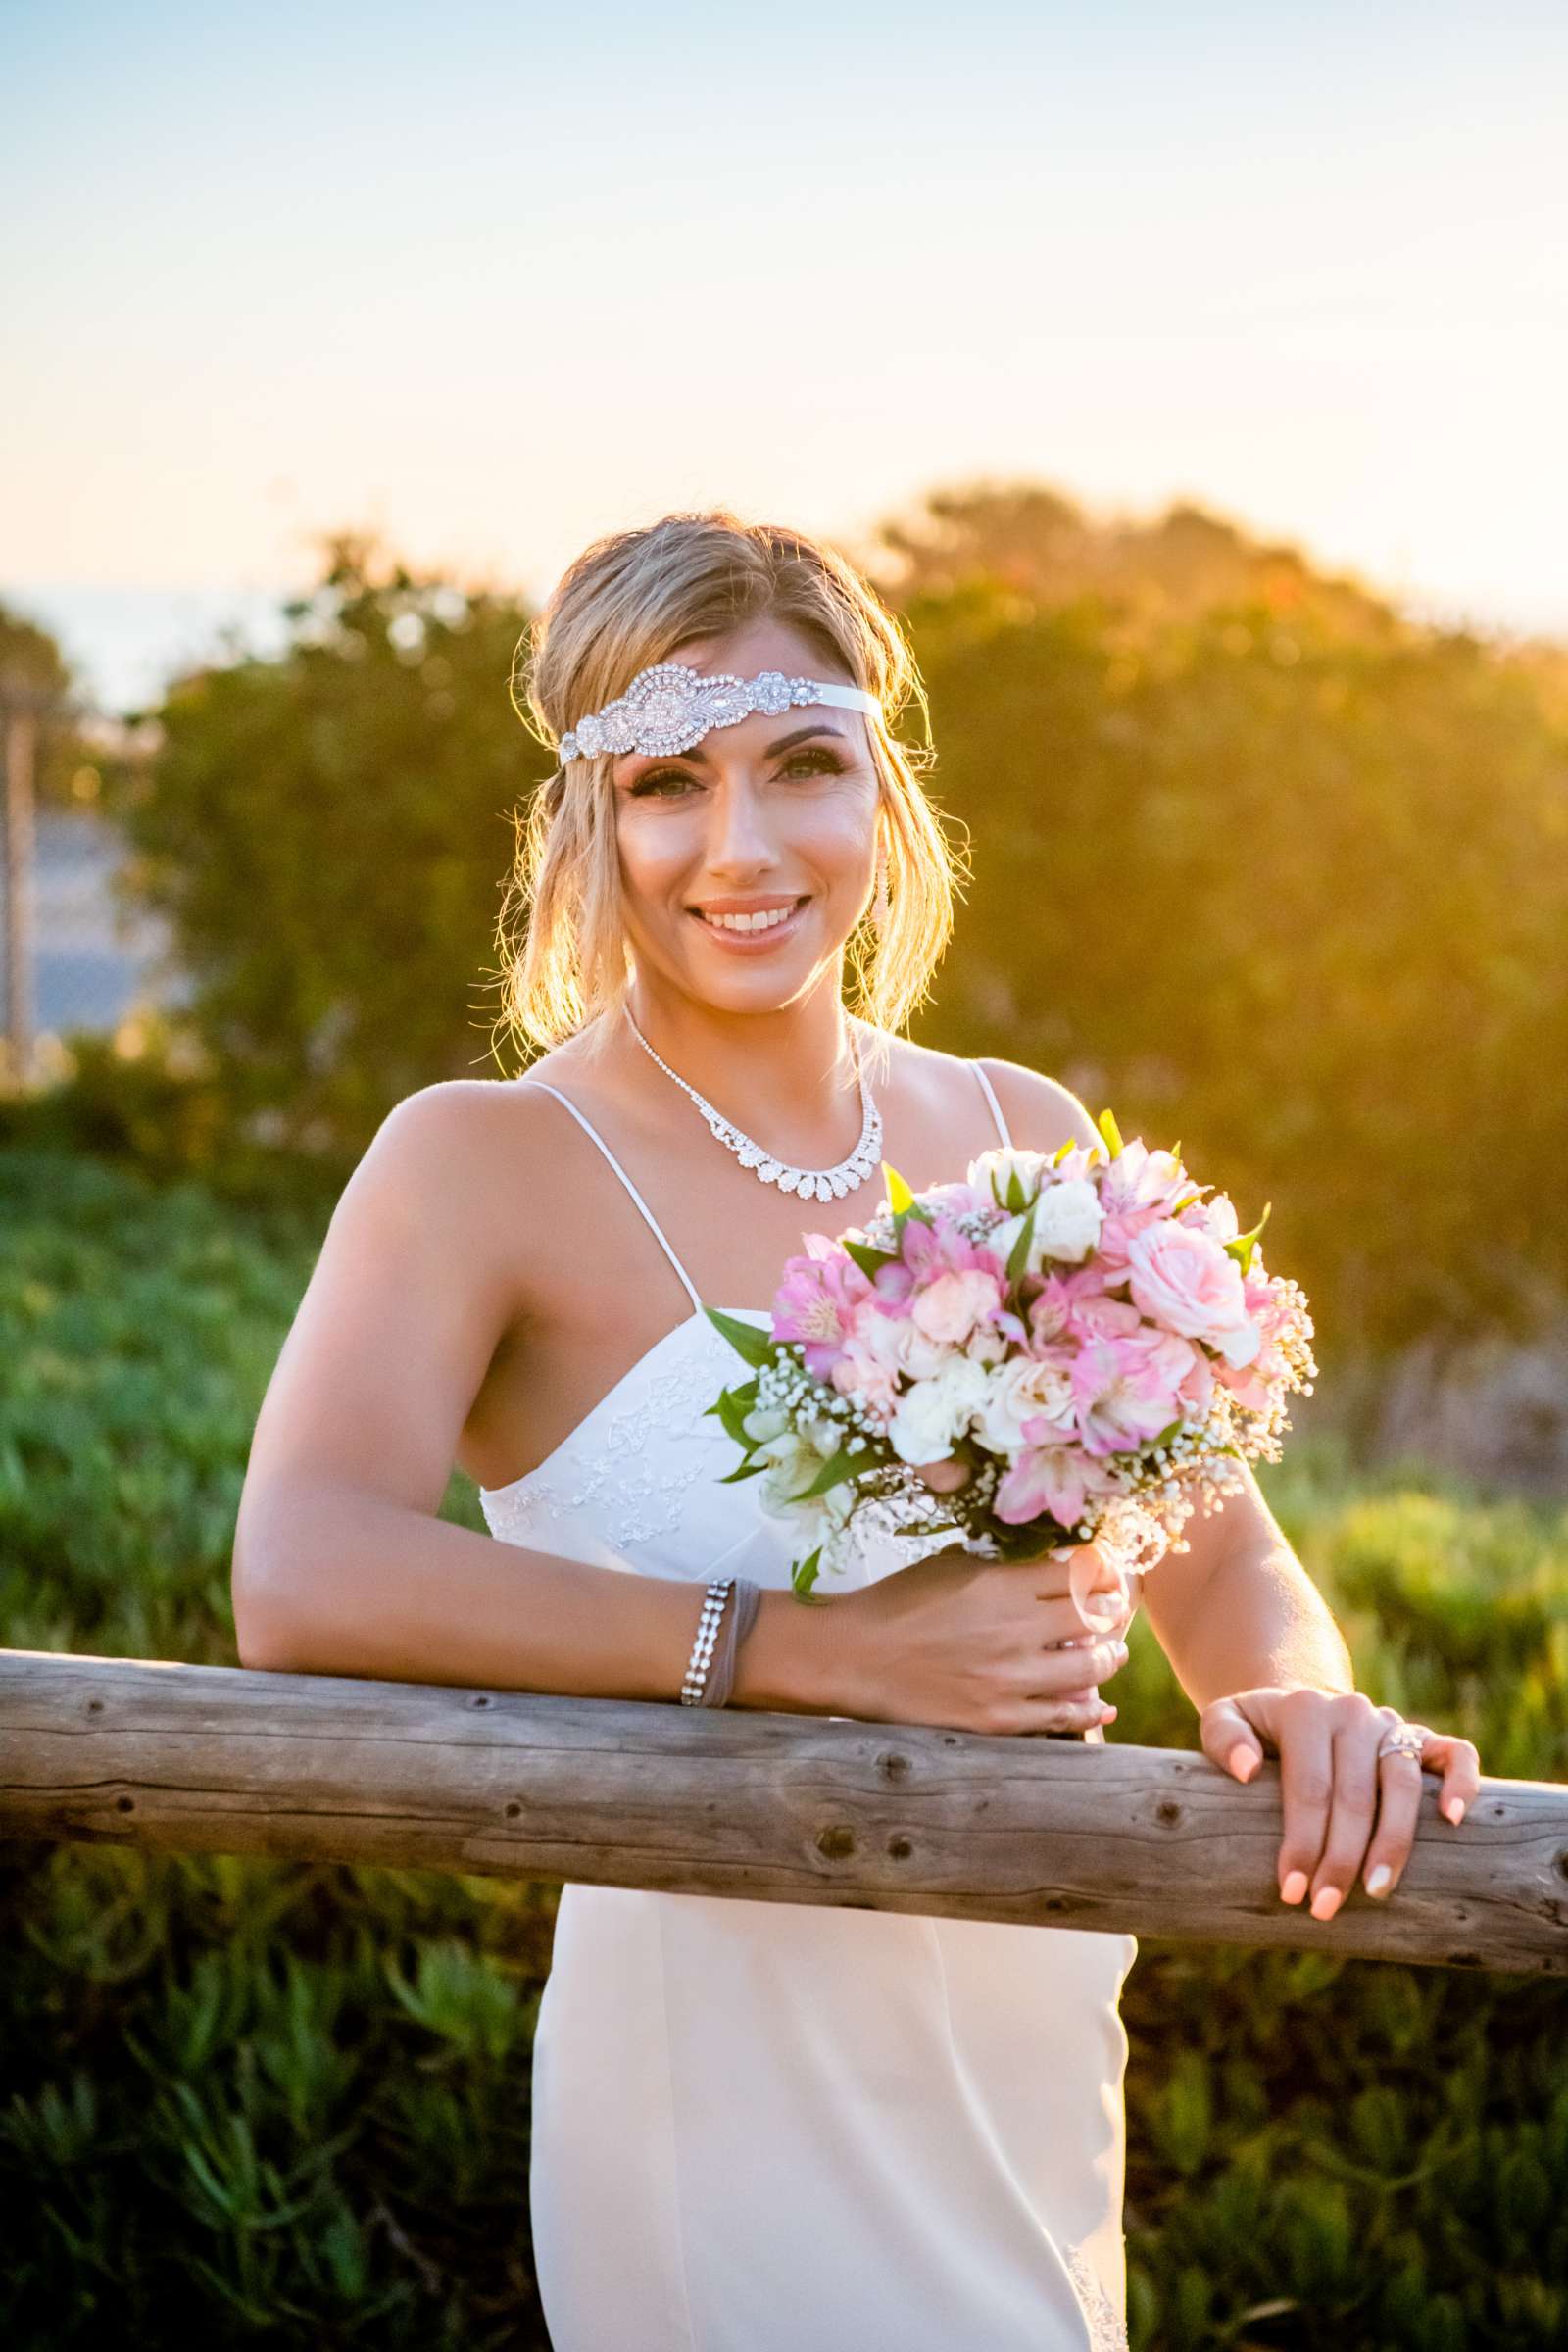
911, 1268, 1004, 1347
1124, 1219, 1259, 1365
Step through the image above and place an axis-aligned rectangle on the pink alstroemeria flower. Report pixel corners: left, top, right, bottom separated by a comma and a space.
899, 1212, 999, 1285
772, 1237, 874, 1378
994, 1441, 1120, 1529
1026, 1266, 1108, 1350
1098, 1138, 1191, 1221
1070, 1330, 1192, 1458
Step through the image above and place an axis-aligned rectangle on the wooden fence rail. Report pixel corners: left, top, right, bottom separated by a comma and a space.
2, 1649, 1565, 1975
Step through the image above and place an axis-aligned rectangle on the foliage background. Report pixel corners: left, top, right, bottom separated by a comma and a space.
2, 1152, 1564, 2348
14, 486, 1565, 1379
5, 484, 1568, 2345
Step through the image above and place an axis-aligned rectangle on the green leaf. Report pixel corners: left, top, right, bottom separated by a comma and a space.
713, 1387, 757, 1446
844, 1238, 900, 1279
791, 1546, 823, 1596
703, 1305, 776, 1367
801, 1446, 867, 1498
716, 1461, 767, 1485
1097, 1106, 1124, 1159
1004, 1167, 1029, 1213
1005, 1195, 1039, 1286
1222, 1201, 1272, 1275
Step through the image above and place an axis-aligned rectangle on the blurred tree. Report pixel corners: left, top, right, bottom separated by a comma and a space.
97, 491, 1568, 1358
864, 477, 1405, 646
105, 531, 541, 1148
0, 599, 97, 809
886, 539, 1568, 1353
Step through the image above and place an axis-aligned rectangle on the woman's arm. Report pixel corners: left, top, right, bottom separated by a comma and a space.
1135, 1457, 1354, 1706
232, 1085, 839, 1713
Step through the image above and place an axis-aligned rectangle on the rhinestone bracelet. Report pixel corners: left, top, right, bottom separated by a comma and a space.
680, 1575, 737, 1706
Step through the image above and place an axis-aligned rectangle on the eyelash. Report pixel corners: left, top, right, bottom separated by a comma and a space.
629, 749, 847, 799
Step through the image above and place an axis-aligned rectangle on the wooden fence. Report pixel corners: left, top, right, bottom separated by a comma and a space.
3, 1648, 1564, 1975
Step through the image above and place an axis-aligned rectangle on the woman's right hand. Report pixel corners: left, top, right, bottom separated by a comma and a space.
833, 1541, 1134, 1737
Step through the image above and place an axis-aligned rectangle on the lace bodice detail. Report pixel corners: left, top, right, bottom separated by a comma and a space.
479, 1313, 752, 1561
478, 1307, 941, 1592
1062, 2243, 1132, 2351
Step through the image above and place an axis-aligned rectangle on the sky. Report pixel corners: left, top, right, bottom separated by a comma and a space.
4, 0, 1566, 713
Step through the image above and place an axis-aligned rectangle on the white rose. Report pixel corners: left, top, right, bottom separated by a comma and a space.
888, 1355, 991, 1466
992, 1178, 1103, 1272
966, 1145, 1052, 1207
860, 1309, 952, 1383
1030, 1177, 1103, 1264
972, 1354, 1076, 1457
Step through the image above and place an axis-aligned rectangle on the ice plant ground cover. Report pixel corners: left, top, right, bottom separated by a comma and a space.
705, 1111, 1318, 1598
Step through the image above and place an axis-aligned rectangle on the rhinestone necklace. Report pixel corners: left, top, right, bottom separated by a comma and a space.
623, 1006, 884, 1201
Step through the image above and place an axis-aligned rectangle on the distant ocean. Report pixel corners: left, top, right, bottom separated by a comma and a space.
0, 582, 301, 718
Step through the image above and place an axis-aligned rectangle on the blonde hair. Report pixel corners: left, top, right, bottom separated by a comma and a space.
495, 509, 966, 1071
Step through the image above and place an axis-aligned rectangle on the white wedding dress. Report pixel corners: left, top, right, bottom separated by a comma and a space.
479, 1062, 1139, 2351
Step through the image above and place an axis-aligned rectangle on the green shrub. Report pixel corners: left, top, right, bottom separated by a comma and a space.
3, 1148, 1564, 2346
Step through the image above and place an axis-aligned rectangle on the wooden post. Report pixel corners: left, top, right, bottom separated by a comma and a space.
2, 1649, 1563, 1975
1, 697, 37, 1085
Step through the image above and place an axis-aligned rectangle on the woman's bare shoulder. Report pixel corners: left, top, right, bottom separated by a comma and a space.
974, 1054, 1102, 1152
336, 1076, 590, 1276
890, 1035, 1101, 1156
363, 1073, 571, 1170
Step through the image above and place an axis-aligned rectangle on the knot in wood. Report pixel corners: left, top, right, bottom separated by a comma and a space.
816, 1824, 857, 1862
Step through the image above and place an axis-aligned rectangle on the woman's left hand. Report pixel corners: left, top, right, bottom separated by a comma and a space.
1200, 1687, 1483, 1919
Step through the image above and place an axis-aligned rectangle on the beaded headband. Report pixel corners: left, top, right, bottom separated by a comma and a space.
557, 661, 881, 766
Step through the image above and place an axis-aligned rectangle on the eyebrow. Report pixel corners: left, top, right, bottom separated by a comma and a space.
618, 722, 848, 772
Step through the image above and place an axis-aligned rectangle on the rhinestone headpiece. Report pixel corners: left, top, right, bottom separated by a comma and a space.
557, 662, 881, 765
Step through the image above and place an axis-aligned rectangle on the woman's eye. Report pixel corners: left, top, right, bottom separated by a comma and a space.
630, 750, 845, 799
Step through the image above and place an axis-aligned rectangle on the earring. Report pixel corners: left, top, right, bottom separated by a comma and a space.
871, 839, 890, 934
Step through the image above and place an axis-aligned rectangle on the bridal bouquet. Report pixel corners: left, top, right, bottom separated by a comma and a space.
704, 1111, 1317, 1599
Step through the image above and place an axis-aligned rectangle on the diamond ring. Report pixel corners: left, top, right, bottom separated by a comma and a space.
1375, 1722, 1433, 1765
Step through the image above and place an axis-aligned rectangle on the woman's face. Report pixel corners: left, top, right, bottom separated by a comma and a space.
609, 618, 880, 1014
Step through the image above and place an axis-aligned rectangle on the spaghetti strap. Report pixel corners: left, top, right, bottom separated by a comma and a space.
969, 1058, 1013, 1149
519, 1080, 703, 1312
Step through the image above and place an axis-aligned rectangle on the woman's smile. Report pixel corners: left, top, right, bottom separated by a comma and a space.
686, 893, 812, 950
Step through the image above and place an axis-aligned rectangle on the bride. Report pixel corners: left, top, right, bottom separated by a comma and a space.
233, 510, 1481, 2350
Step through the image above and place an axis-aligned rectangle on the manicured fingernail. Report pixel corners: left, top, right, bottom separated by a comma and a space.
1310, 1885, 1343, 1922
1365, 1864, 1392, 1897
1444, 1797, 1466, 1825
1229, 1743, 1258, 1783
1280, 1870, 1308, 1904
